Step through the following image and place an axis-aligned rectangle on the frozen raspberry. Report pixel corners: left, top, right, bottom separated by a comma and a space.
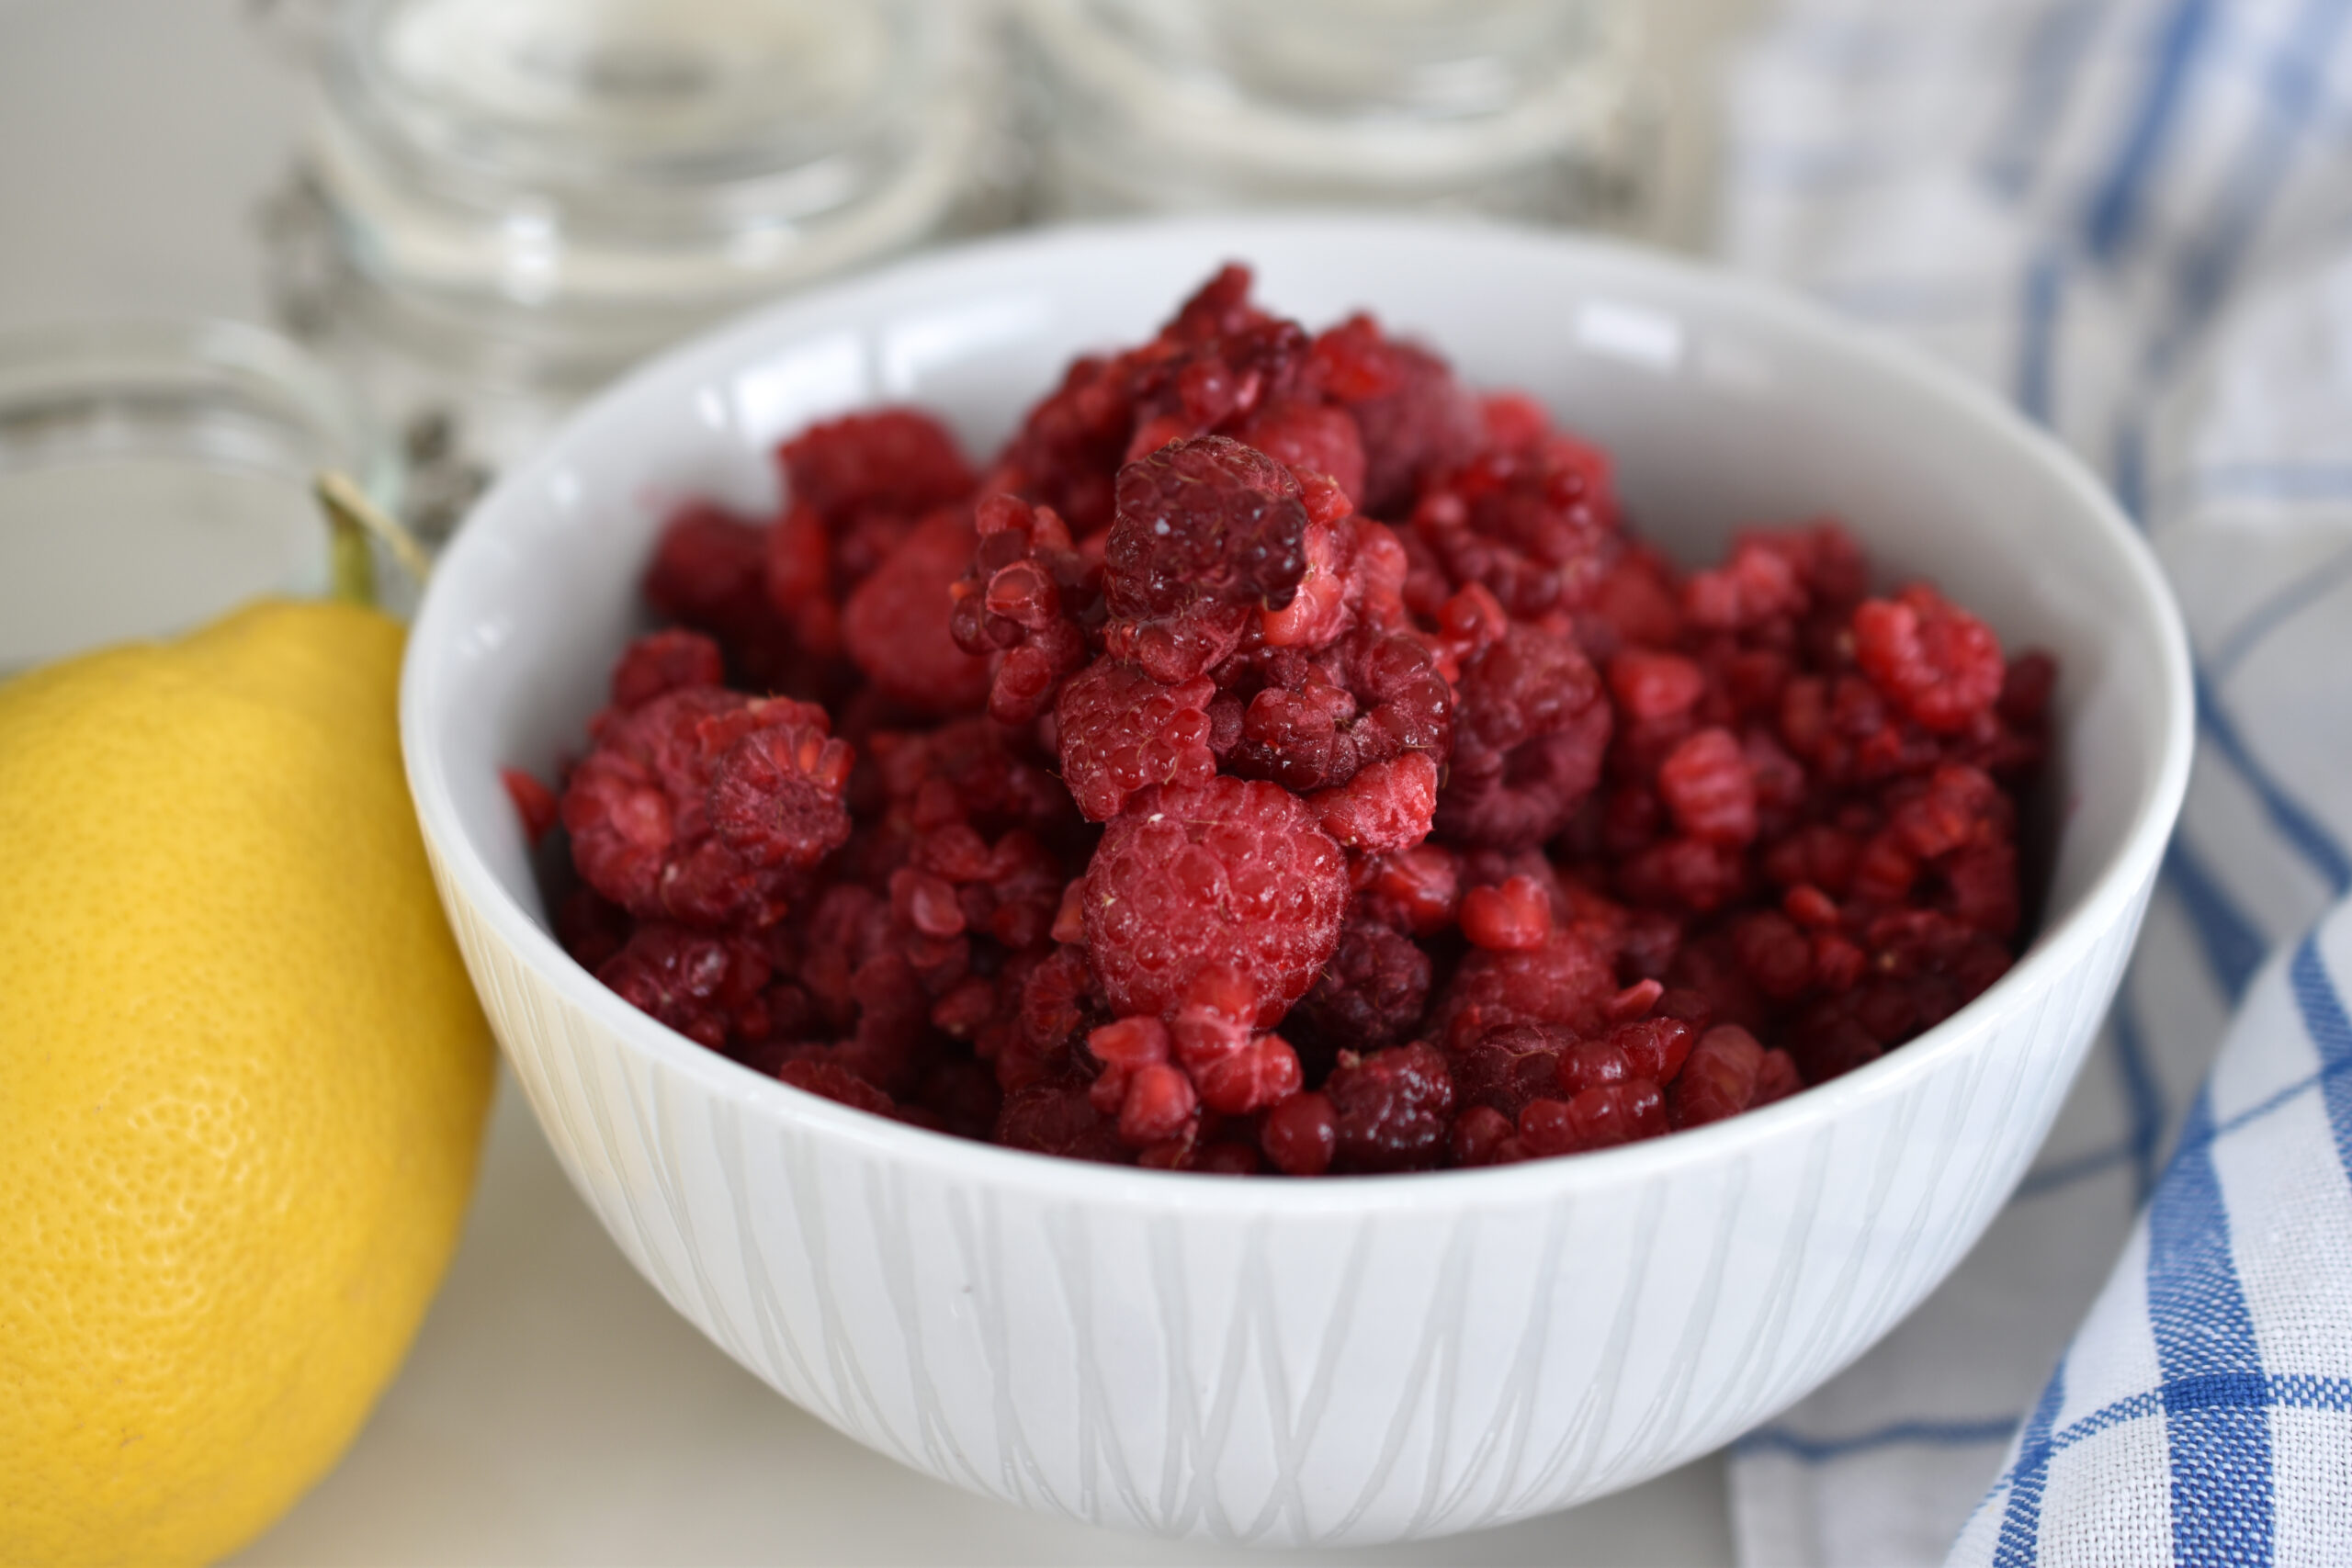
995, 1077, 1128, 1162
1226, 628, 1452, 795
1117, 1060, 1201, 1145
1231, 398, 1366, 500
1668, 1024, 1767, 1128
598, 922, 770, 1051
1326, 1042, 1456, 1172
951, 495, 1102, 726
1410, 430, 1620, 625
842, 509, 991, 715
1287, 917, 1433, 1059
1682, 536, 1807, 631
1460, 874, 1555, 951
775, 1058, 899, 1117
1056, 661, 1216, 821
1103, 436, 1311, 682
1307, 318, 1481, 518
1358, 843, 1463, 935
1449, 1104, 1524, 1167
1435, 624, 1611, 849
1080, 777, 1349, 1027
1520, 1080, 1667, 1156
1261, 1091, 1339, 1176
780, 408, 974, 525
1450, 1022, 1577, 1120
1607, 649, 1704, 723
708, 719, 854, 871
643, 502, 801, 687
1852, 585, 2006, 733
503, 767, 559, 845
561, 686, 850, 928
1310, 750, 1440, 855
1430, 924, 1619, 1050
611, 629, 728, 711
1657, 728, 1758, 846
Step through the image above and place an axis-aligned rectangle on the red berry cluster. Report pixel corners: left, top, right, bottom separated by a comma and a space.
515, 265, 2053, 1176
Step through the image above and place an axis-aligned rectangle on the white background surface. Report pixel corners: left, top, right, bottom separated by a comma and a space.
0, 4, 1749, 1562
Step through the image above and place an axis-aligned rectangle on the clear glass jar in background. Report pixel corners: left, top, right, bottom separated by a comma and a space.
261, 0, 1001, 531
0, 318, 401, 673
1011, 0, 1660, 230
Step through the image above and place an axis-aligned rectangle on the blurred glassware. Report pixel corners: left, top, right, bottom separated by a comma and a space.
262, 0, 994, 511
1012, 0, 1659, 228
0, 318, 404, 673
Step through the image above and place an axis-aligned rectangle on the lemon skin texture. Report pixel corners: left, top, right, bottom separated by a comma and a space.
0, 600, 493, 1566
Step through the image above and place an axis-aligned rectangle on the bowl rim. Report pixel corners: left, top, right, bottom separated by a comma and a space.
402, 209, 2195, 1214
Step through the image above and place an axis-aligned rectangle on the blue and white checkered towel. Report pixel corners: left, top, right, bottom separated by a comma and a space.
1719, 2, 2352, 1562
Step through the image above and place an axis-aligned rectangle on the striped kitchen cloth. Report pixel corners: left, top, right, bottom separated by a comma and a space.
1717, 1, 2352, 1562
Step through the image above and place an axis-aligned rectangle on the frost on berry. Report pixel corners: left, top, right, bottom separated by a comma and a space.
1102, 435, 1311, 682
1056, 661, 1216, 821
1080, 776, 1349, 1027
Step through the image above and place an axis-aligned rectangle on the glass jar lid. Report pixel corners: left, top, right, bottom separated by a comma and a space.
1015, 0, 1653, 221
306, 0, 976, 341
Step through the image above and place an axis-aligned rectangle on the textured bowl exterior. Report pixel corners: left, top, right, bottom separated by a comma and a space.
403, 216, 2193, 1547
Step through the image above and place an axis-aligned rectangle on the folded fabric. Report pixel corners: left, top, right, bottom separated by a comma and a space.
1719, 2, 2352, 1562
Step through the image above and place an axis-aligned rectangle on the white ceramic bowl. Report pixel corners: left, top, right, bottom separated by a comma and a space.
401, 215, 2192, 1547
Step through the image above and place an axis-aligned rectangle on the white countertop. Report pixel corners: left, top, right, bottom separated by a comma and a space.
0, 4, 1747, 1561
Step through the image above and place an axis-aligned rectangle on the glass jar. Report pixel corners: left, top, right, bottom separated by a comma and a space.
274, 0, 988, 491
1012, 0, 1658, 229
0, 318, 398, 673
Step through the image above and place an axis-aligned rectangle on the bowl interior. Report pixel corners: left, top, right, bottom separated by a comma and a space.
408, 215, 2185, 1125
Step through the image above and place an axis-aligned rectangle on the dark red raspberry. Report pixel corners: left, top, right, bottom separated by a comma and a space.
643, 502, 802, 687
1668, 1025, 1767, 1128
842, 509, 991, 716
1080, 777, 1349, 1027
1286, 917, 1433, 1058
780, 407, 975, 525
995, 1077, 1128, 1163
1520, 1080, 1667, 1156
1056, 661, 1216, 821
1307, 318, 1481, 518
1326, 1042, 1456, 1172
1852, 586, 2005, 733
598, 922, 771, 1050
1430, 924, 1620, 1050
775, 1058, 899, 1117
1436, 623, 1611, 849
1102, 436, 1312, 682
1261, 1091, 1339, 1176
1409, 429, 1620, 626
611, 629, 728, 711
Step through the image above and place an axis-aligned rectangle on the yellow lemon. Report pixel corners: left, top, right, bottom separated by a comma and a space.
0, 599, 492, 1566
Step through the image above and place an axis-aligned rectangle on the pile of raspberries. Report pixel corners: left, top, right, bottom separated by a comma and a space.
511, 265, 2052, 1177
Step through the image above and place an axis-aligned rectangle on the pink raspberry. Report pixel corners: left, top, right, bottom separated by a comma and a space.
1852, 585, 2006, 733
1080, 776, 1349, 1027
1056, 661, 1216, 821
